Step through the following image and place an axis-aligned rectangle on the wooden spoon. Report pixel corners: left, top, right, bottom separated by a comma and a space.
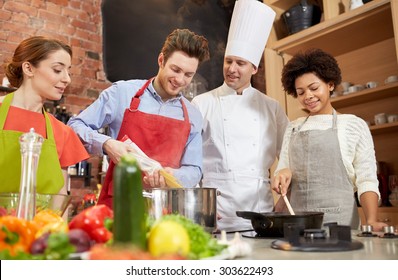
279, 185, 295, 215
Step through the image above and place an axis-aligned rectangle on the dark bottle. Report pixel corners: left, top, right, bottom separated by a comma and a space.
377, 161, 391, 207
54, 105, 62, 121
60, 106, 69, 124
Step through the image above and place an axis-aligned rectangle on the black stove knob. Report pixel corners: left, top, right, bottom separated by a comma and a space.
303, 229, 326, 239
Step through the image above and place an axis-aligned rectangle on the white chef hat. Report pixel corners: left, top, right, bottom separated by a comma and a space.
225, 0, 276, 67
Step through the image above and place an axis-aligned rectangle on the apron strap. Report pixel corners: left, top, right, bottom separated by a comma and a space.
128, 77, 190, 125
180, 98, 189, 125
296, 108, 337, 132
0, 92, 14, 130
43, 109, 55, 141
332, 109, 337, 129
0, 92, 54, 140
130, 78, 154, 111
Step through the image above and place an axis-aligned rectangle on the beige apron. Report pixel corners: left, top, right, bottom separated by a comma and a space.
0, 93, 64, 194
289, 110, 359, 229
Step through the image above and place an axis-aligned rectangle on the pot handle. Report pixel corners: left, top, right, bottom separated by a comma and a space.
142, 191, 153, 198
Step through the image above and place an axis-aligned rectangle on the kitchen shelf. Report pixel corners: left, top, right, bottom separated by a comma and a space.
331, 82, 398, 108
268, 0, 299, 10
264, 0, 398, 174
270, 0, 393, 57
369, 122, 398, 135
358, 206, 398, 226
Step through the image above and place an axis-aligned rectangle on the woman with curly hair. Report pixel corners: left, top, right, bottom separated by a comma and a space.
272, 48, 386, 231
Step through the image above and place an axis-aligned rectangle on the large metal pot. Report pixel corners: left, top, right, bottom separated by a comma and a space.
143, 187, 218, 233
236, 211, 324, 237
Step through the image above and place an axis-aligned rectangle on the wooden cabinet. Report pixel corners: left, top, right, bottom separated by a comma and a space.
358, 207, 398, 227
263, 0, 398, 174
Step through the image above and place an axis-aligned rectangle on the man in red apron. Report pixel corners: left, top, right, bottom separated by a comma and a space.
68, 29, 210, 208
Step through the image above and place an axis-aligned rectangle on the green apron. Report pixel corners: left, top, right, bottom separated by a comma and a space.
0, 93, 64, 194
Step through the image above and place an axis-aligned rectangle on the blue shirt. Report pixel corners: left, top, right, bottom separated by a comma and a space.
68, 79, 203, 188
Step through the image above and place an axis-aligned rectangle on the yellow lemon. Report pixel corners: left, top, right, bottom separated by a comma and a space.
148, 220, 190, 257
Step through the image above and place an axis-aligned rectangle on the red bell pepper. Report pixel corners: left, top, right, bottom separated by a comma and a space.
68, 205, 113, 243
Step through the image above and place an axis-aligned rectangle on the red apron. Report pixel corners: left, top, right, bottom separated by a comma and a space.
98, 78, 191, 208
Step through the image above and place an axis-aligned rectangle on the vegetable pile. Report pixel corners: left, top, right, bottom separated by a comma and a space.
0, 155, 226, 260
153, 215, 226, 260
87, 213, 226, 260
0, 205, 114, 260
0, 205, 226, 260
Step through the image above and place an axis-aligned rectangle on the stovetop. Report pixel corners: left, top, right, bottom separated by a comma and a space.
270, 223, 364, 252
357, 225, 398, 239
241, 223, 398, 252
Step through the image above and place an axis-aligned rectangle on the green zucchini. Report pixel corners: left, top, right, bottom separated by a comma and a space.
113, 154, 146, 249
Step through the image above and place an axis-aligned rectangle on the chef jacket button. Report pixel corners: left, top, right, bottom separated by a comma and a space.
224, 118, 227, 121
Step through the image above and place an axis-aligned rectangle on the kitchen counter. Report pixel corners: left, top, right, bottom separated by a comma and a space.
219, 230, 398, 260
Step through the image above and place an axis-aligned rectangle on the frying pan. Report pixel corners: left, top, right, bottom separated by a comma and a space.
236, 211, 324, 237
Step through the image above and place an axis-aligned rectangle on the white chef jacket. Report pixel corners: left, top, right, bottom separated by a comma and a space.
192, 83, 289, 231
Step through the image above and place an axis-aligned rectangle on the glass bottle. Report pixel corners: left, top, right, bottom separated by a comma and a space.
16, 128, 44, 220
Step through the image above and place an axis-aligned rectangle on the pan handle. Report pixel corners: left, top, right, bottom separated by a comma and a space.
236, 211, 265, 220
236, 211, 273, 230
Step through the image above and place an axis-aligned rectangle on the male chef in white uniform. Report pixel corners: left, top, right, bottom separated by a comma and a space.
192, 0, 289, 232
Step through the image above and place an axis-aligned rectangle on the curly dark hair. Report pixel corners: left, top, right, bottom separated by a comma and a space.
281, 48, 342, 98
